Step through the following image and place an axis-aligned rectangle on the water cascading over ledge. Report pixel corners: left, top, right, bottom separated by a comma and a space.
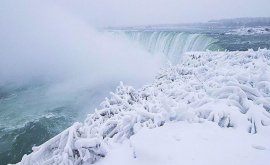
123, 31, 222, 63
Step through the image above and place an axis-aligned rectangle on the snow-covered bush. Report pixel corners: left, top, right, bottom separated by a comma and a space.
15, 49, 270, 165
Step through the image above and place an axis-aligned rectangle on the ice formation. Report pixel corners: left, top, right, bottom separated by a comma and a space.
14, 49, 270, 165
226, 27, 270, 35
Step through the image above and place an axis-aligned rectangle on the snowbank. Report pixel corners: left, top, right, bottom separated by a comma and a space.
14, 49, 270, 165
96, 122, 270, 165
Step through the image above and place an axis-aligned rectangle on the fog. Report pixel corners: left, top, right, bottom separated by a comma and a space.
1, 0, 268, 88
0, 1, 165, 89
0, 0, 269, 90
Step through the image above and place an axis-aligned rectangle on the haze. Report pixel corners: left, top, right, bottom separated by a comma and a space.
0, 0, 165, 87
0, 0, 269, 86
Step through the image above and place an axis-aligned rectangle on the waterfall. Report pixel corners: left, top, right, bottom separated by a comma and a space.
123, 31, 220, 63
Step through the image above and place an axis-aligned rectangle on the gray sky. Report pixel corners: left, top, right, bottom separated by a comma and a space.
54, 0, 270, 27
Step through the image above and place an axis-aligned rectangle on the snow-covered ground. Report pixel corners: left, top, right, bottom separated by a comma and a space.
14, 49, 270, 165
97, 122, 269, 165
226, 27, 270, 35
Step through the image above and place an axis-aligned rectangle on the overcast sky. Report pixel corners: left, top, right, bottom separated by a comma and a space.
1, 0, 270, 27
52, 0, 270, 27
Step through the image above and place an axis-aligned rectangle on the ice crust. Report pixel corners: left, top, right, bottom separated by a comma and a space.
14, 49, 270, 165
226, 27, 270, 35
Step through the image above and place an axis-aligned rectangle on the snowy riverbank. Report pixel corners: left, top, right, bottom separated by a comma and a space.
15, 49, 270, 165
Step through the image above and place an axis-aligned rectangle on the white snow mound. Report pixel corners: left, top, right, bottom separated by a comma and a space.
14, 49, 270, 165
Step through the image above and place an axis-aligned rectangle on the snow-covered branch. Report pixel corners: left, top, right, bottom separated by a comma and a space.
14, 49, 270, 165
